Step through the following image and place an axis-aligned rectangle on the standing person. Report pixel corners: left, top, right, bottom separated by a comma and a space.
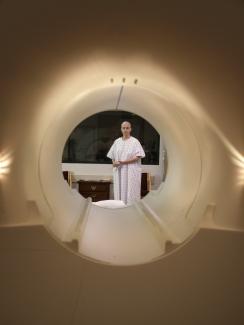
107, 121, 145, 205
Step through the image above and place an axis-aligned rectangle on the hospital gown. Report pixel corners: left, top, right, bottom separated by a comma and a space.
107, 136, 145, 205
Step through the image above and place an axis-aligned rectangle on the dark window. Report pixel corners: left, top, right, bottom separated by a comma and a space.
62, 110, 160, 165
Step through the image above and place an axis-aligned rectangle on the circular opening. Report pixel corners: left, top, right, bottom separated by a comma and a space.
38, 85, 203, 266
61, 110, 166, 208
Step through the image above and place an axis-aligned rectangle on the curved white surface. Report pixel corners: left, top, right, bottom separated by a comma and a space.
0, 59, 243, 266
35, 82, 210, 265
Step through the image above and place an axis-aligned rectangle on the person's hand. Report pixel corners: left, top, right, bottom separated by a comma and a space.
113, 161, 120, 167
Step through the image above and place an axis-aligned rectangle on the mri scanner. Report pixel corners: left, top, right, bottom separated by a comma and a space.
0, 1, 243, 267
0, 63, 243, 266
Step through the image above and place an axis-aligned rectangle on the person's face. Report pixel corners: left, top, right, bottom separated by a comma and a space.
121, 123, 131, 137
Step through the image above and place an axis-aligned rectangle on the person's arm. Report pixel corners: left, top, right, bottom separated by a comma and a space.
119, 140, 145, 165
119, 156, 141, 165
107, 141, 120, 166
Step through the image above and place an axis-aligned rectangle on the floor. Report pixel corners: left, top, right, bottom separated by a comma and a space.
0, 225, 244, 325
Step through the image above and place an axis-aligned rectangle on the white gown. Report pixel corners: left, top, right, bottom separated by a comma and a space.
107, 136, 145, 205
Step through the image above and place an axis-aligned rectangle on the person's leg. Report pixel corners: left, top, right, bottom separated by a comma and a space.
120, 165, 128, 204
127, 166, 141, 205
113, 168, 120, 200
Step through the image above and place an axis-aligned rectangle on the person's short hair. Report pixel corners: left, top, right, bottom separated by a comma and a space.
121, 121, 132, 128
